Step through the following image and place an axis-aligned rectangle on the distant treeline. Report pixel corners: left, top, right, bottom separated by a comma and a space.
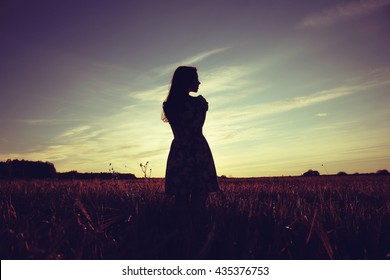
301, 169, 390, 177
0, 159, 136, 180
57, 171, 136, 180
0, 159, 56, 179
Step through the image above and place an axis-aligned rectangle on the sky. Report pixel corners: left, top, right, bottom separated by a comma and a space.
1, 0, 390, 177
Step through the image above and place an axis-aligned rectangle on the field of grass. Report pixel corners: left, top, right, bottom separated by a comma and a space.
1, 176, 389, 260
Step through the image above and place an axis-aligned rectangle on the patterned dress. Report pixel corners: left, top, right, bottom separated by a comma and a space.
163, 95, 220, 196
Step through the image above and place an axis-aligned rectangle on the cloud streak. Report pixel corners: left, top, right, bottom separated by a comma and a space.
205, 67, 390, 147
300, 0, 390, 27
13, 119, 80, 126
245, 67, 389, 119
58, 125, 91, 138
153, 47, 229, 76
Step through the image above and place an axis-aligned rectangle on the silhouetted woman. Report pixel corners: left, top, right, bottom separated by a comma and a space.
162, 66, 220, 211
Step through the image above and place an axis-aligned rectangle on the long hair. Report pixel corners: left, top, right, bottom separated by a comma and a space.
162, 66, 198, 123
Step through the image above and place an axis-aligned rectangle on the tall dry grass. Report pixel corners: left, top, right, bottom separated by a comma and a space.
0, 176, 389, 259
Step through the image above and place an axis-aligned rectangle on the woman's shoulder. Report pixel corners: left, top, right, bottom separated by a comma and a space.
192, 94, 207, 103
194, 95, 208, 111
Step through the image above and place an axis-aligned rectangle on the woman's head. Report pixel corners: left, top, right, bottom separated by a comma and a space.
162, 66, 200, 122
169, 66, 200, 99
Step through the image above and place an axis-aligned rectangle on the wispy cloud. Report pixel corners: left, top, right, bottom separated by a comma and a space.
58, 125, 91, 138
248, 86, 357, 116
209, 84, 361, 129
206, 67, 390, 146
14, 118, 80, 125
201, 65, 264, 97
132, 85, 169, 102
246, 67, 389, 119
153, 47, 229, 76
300, 0, 390, 28
178, 47, 229, 67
